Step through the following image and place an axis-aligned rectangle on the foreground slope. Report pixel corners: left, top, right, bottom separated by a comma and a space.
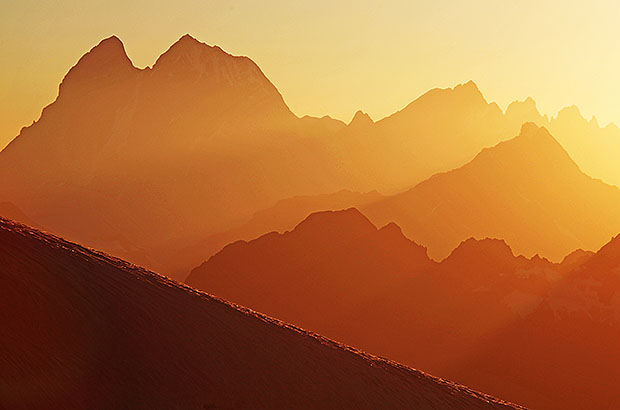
187, 208, 620, 410
0, 217, 523, 410
363, 123, 620, 261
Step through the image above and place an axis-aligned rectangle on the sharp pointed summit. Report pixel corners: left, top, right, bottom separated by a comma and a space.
348, 110, 373, 127
58, 35, 136, 96
362, 121, 620, 261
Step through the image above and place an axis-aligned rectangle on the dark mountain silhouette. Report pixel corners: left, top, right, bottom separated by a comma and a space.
157, 189, 384, 279
0, 216, 524, 410
187, 208, 620, 410
362, 123, 620, 261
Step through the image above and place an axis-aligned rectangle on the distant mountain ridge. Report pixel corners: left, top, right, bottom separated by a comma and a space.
362, 123, 620, 261
187, 207, 620, 410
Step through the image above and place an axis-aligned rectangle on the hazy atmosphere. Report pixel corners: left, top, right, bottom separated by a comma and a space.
2, 0, 620, 148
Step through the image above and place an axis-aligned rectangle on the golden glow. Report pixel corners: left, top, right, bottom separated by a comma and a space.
2, 0, 620, 149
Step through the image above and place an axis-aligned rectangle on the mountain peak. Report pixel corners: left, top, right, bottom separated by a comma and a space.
489, 122, 577, 168
506, 97, 539, 116
555, 105, 587, 124
151, 35, 278, 92
348, 110, 373, 127
293, 208, 377, 238
58, 35, 136, 96
154, 35, 225, 68
446, 237, 515, 262
455, 80, 481, 93
178, 33, 200, 43
77, 35, 131, 65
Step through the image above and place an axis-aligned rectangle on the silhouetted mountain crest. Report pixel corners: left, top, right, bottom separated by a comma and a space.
293, 208, 377, 238
480, 123, 576, 168
153, 34, 267, 85
505, 97, 548, 126
59, 35, 137, 96
348, 110, 373, 127
554, 105, 586, 124
401, 80, 489, 114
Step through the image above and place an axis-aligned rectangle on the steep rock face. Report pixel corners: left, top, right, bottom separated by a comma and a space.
0, 217, 524, 410
363, 123, 620, 261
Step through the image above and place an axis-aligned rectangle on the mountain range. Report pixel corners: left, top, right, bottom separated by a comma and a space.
2, 35, 619, 278
186, 207, 620, 410
362, 123, 620, 261
0, 216, 524, 410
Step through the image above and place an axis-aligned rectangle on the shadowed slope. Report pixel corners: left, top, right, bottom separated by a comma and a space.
0, 217, 524, 410
363, 123, 620, 261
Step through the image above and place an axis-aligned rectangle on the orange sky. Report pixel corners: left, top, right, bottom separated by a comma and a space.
2, 0, 620, 149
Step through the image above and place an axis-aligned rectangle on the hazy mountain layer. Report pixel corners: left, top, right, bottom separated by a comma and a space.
363, 123, 620, 261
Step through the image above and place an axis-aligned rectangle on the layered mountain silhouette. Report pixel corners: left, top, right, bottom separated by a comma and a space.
0, 35, 354, 273
2, 34, 620, 279
157, 189, 384, 278
362, 123, 620, 261
0, 35, 547, 277
506, 98, 620, 188
328, 81, 516, 191
0, 216, 525, 410
187, 208, 620, 410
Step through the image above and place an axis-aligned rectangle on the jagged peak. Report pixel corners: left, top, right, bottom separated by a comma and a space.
506, 96, 538, 114
454, 80, 481, 94
399, 80, 488, 115
561, 249, 594, 267
348, 110, 373, 126
446, 237, 516, 262
554, 105, 586, 123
